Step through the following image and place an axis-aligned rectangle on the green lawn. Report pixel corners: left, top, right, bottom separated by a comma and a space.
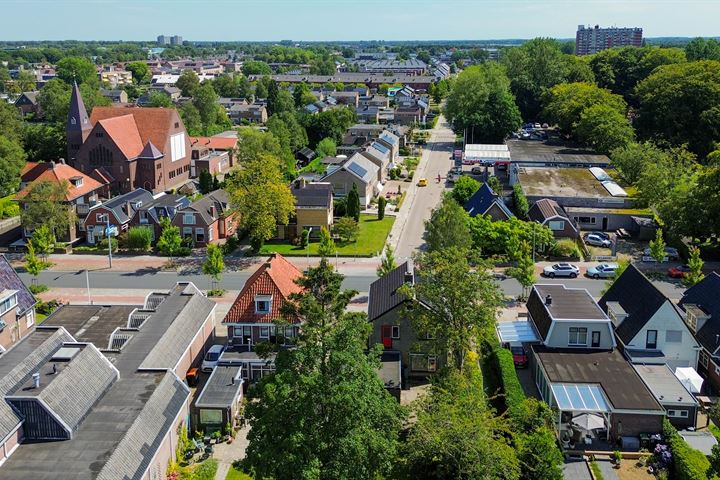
226, 468, 253, 480
260, 214, 395, 257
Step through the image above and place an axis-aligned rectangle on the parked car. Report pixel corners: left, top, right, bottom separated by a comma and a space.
509, 344, 528, 368
418, 178, 428, 187
541, 123, 549, 128
668, 265, 692, 278
470, 166, 484, 175
585, 233, 612, 248
543, 263, 580, 278
201, 344, 225, 372
587, 263, 620, 279
593, 231, 611, 241
643, 247, 680, 261
533, 123, 541, 129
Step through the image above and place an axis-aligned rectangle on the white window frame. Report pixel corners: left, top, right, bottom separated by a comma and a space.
391, 325, 400, 339
667, 410, 689, 418
195, 227, 205, 243
568, 327, 588, 346
183, 213, 195, 225
182, 227, 193, 238
700, 350, 710, 368
96, 213, 106, 222
25, 310, 34, 329
646, 330, 658, 349
255, 295, 272, 315
0, 294, 18, 317
666, 330, 683, 343
233, 327, 243, 338
548, 220, 565, 231
259, 326, 270, 339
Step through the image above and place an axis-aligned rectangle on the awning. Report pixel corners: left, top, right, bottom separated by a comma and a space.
551, 383, 611, 412
675, 367, 703, 394
496, 321, 540, 344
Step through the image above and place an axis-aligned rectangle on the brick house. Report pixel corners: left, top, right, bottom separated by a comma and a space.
528, 198, 579, 238
222, 254, 303, 382
83, 188, 154, 244
278, 181, 333, 240
321, 153, 379, 208
67, 82, 192, 195
14, 92, 41, 118
16, 161, 109, 243
189, 136, 237, 178
172, 190, 238, 247
0, 255, 36, 352
129, 193, 190, 242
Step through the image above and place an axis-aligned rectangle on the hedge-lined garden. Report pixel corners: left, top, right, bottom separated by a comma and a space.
662, 419, 714, 480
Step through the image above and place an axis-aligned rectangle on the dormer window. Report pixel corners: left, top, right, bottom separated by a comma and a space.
255, 294, 272, 314
0, 292, 18, 317
70, 176, 83, 187
71, 117, 76, 125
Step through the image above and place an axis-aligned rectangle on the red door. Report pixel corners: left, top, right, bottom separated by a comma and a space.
381, 325, 392, 349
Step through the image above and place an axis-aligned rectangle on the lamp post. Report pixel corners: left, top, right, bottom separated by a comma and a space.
101, 214, 113, 268
306, 227, 313, 269
85, 269, 91, 305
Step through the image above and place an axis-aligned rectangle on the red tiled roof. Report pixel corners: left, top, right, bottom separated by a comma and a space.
189, 136, 237, 150
16, 162, 106, 201
223, 254, 304, 324
90, 106, 181, 155
98, 115, 144, 159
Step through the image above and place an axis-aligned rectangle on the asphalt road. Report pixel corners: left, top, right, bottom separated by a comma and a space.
17, 269, 686, 300
394, 116, 456, 259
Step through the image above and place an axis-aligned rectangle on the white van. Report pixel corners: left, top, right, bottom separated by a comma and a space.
201, 345, 225, 372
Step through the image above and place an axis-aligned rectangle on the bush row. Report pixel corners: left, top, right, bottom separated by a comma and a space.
662, 418, 711, 480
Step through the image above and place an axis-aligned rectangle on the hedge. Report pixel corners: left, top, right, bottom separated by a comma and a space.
496, 346, 526, 421
663, 418, 711, 480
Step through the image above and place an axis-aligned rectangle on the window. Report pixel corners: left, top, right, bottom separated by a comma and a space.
195, 228, 205, 243
175, 122, 180, 128
233, 327, 243, 338
591, 331, 601, 348
646, 330, 658, 349
25, 310, 34, 328
170, 133, 186, 161
183, 213, 195, 225
410, 354, 437, 372
548, 220, 565, 231
169, 170, 176, 179
255, 295, 272, 314
391, 325, 400, 339
208, 227, 213, 241
667, 410, 689, 418
96, 213, 106, 222
157, 163, 162, 170
575, 216, 596, 224
95, 132, 104, 138
700, 350, 710, 368
666, 330, 683, 343
260, 326, 270, 338
0, 294, 18, 317
89, 144, 113, 166
569, 327, 588, 346
182, 227, 193, 238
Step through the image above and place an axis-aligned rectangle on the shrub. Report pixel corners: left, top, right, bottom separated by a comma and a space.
513, 184, 529, 219
496, 346, 526, 421
98, 237, 118, 253
191, 459, 218, 480
29, 284, 48, 294
127, 226, 153, 252
300, 228, 309, 248
378, 196, 387, 220
663, 418, 711, 480
222, 235, 239, 255
36, 299, 60, 316
551, 239, 581, 259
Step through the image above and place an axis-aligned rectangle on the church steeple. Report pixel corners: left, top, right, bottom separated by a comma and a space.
66, 81, 91, 162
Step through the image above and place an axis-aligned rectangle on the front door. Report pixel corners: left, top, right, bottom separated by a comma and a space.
591, 331, 601, 348
381, 325, 393, 349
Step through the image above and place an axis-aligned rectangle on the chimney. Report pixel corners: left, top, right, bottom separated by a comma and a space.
545, 295, 553, 306
231, 376, 235, 385
58, 158, 66, 165
126, 200, 133, 215
403, 259, 414, 285
52, 363, 57, 375
32, 372, 40, 389
209, 204, 217, 219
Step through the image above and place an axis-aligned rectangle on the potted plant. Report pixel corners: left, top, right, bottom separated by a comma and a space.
613, 450, 622, 467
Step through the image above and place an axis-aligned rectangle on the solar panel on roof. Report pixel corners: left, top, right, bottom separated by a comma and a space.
373, 143, 389, 154
347, 162, 368, 178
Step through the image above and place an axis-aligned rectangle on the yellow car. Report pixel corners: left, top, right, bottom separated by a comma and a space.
418, 178, 428, 187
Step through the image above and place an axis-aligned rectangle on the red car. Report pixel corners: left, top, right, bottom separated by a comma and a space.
510, 345, 528, 369
668, 265, 692, 278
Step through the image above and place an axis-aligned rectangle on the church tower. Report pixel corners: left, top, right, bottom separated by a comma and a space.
66, 81, 91, 162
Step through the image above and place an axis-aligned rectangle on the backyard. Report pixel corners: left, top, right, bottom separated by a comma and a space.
260, 214, 395, 257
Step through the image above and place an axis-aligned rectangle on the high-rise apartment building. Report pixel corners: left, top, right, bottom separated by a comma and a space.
157, 35, 169, 45
575, 25, 643, 55
171, 35, 183, 45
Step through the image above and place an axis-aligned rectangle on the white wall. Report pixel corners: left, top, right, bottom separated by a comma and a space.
545, 320, 615, 349
626, 300, 699, 369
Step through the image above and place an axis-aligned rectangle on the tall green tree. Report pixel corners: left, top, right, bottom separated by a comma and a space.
649, 228, 667, 263
0, 135, 26, 197
506, 240, 536, 300
156, 216, 183, 258
317, 226, 336, 257
686, 38, 720, 61
202, 243, 225, 291
176, 70, 200, 97
377, 243, 397, 277
22, 123, 65, 161
193, 82, 221, 133
346, 183, 361, 222
147, 91, 172, 107
425, 194, 471, 253
403, 248, 502, 371
377, 195, 387, 220
314, 137, 337, 159
227, 152, 295, 251
56, 57, 96, 85
30, 224, 55, 261
542, 82, 627, 133
684, 246, 705, 286
243, 259, 404, 480
444, 64, 521, 143
401, 364, 520, 480
451, 176, 480, 205
574, 103, 635, 154
610, 142, 667, 185
126, 61, 150, 84
20, 181, 76, 239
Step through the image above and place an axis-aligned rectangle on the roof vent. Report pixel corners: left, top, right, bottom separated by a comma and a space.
545, 295, 552, 306
32, 372, 40, 389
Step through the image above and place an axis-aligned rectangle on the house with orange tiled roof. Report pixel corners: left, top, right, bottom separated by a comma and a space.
189, 136, 236, 178
67, 83, 192, 195
16, 160, 110, 243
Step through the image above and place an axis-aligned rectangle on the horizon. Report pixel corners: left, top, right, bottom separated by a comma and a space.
1, 0, 718, 42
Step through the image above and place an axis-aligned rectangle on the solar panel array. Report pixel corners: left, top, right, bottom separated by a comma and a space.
347, 162, 368, 179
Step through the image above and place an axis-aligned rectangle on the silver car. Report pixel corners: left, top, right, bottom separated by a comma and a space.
543, 263, 580, 278
586, 263, 619, 279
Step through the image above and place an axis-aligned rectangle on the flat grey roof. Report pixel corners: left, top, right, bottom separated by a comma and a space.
42, 305, 137, 347
632, 364, 698, 407
195, 363, 243, 408
507, 138, 610, 165
534, 284, 609, 321
518, 167, 615, 199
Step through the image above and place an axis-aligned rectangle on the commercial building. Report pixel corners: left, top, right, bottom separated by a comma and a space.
576, 25, 643, 56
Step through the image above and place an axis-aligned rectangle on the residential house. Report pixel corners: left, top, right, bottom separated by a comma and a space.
463, 183, 514, 221
330, 91, 359, 107
0, 255, 36, 352
228, 103, 267, 124
16, 161, 109, 243
100, 89, 128, 104
279, 181, 333, 240
0, 281, 215, 479
376, 130, 400, 160
222, 254, 304, 382
321, 153, 379, 207
295, 147, 316, 167
360, 142, 391, 181
527, 285, 665, 443
599, 264, 700, 370
173, 189, 237, 247
368, 261, 441, 385
192, 358, 244, 432
129, 193, 190, 241
14, 91, 41, 117
679, 273, 720, 393
355, 106, 380, 124
359, 94, 390, 108
190, 135, 237, 173
68, 83, 192, 194
83, 188, 154, 244
528, 198, 579, 238
149, 84, 181, 101
190, 143, 232, 179
633, 364, 698, 429
394, 106, 423, 125
100, 68, 133, 87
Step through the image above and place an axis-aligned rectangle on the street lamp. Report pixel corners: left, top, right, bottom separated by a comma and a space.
100, 214, 113, 268
85, 269, 91, 305
306, 227, 313, 269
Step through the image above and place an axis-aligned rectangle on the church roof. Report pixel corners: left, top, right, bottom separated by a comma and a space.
67, 81, 90, 133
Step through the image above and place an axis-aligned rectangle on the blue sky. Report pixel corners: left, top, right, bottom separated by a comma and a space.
2, 0, 719, 41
